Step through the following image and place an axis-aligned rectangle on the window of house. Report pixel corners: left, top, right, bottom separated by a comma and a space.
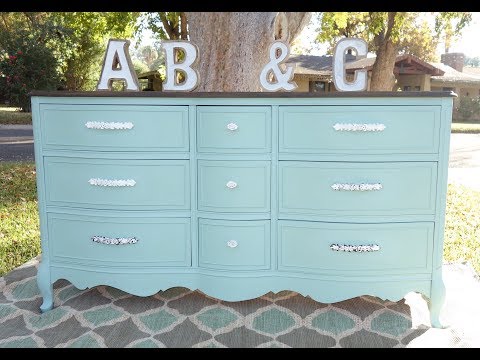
403, 86, 421, 91
310, 81, 327, 92
443, 87, 454, 92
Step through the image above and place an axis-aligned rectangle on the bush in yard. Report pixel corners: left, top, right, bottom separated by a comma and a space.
0, 32, 61, 112
455, 96, 480, 122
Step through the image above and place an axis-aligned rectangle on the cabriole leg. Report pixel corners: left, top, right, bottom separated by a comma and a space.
37, 261, 54, 312
429, 269, 446, 328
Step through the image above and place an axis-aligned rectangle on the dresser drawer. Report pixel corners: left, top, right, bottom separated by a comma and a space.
198, 160, 270, 213
278, 221, 433, 274
48, 213, 190, 267
279, 161, 437, 216
199, 219, 270, 270
279, 106, 440, 155
197, 106, 271, 153
40, 104, 189, 152
44, 158, 190, 210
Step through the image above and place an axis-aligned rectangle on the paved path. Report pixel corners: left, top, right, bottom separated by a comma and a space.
448, 133, 480, 191
0, 125, 479, 190
0, 125, 34, 162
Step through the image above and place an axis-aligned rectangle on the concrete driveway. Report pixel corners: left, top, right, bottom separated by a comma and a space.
1, 124, 479, 191
448, 133, 480, 191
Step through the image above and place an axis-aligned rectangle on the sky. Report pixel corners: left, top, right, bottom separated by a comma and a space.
446, 12, 480, 58
295, 12, 480, 60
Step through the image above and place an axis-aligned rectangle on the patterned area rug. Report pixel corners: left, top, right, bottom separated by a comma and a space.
1, 257, 479, 348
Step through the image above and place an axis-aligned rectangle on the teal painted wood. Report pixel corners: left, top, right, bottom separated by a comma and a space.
278, 221, 433, 274
31, 93, 453, 328
32, 97, 54, 312
198, 219, 270, 270
196, 106, 271, 153
197, 160, 271, 213
48, 213, 191, 267
279, 105, 440, 154
48, 266, 432, 304
278, 161, 437, 216
44, 158, 190, 210
40, 104, 189, 152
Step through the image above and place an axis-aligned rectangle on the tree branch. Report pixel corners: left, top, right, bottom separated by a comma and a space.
159, 12, 176, 40
180, 12, 188, 40
284, 12, 312, 43
384, 12, 397, 41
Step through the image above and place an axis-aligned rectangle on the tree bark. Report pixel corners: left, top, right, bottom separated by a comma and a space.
370, 12, 398, 91
185, 12, 310, 92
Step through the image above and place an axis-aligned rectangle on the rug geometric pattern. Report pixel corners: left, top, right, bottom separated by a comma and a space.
0, 257, 461, 348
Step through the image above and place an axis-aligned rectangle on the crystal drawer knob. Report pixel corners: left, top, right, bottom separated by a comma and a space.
227, 240, 238, 248
227, 123, 239, 131
226, 181, 238, 189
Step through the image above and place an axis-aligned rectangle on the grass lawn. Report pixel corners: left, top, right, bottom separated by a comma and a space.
0, 162, 40, 276
451, 122, 480, 134
1, 162, 479, 277
0, 106, 32, 125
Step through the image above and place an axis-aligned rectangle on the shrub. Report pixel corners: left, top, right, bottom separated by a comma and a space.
0, 35, 61, 112
455, 96, 480, 121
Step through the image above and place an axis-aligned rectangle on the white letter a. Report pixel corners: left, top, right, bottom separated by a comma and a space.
97, 39, 140, 91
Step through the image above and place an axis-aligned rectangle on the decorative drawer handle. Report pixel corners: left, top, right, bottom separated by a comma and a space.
85, 121, 134, 130
331, 183, 382, 191
92, 236, 139, 245
227, 240, 238, 248
226, 122, 239, 131
333, 123, 386, 132
330, 244, 380, 252
226, 181, 238, 189
88, 178, 136, 187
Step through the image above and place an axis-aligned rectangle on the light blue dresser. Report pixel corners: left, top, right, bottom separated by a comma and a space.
31, 91, 454, 328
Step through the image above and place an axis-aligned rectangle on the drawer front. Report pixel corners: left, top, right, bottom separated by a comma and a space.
44, 158, 190, 210
279, 161, 437, 216
278, 221, 433, 274
49, 214, 191, 267
199, 219, 270, 270
198, 160, 270, 213
40, 105, 189, 152
197, 106, 271, 153
279, 106, 440, 154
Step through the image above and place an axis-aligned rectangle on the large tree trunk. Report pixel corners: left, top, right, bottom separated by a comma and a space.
186, 12, 311, 92
370, 39, 397, 90
370, 12, 398, 91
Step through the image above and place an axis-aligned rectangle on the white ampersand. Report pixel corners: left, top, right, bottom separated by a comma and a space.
259, 41, 297, 92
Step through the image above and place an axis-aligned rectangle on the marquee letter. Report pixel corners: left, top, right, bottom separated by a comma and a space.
162, 41, 199, 92
97, 39, 139, 91
333, 38, 368, 92
259, 41, 297, 92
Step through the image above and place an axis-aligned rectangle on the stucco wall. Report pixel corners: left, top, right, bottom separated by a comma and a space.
395, 74, 431, 91
294, 78, 310, 92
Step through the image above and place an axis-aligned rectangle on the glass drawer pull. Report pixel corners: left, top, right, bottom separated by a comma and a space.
227, 240, 238, 248
227, 123, 239, 131
330, 244, 380, 252
92, 236, 138, 245
85, 121, 134, 130
333, 123, 386, 132
331, 183, 382, 191
88, 178, 136, 187
226, 181, 238, 189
